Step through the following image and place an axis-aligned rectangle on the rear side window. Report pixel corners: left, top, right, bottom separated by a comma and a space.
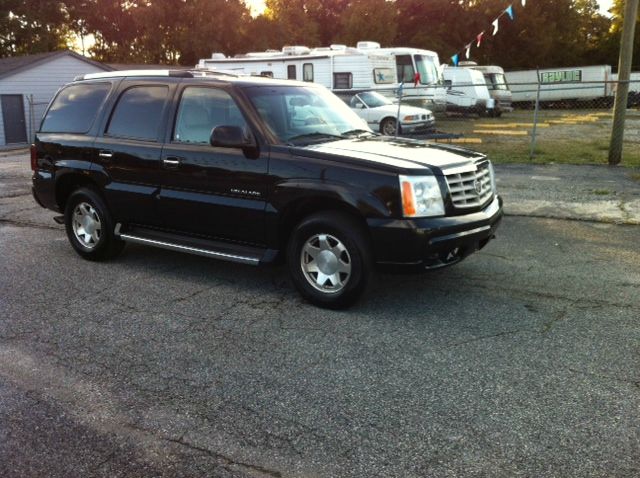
107, 85, 169, 141
41, 83, 111, 133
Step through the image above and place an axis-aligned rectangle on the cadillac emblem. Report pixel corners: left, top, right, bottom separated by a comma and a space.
474, 179, 483, 195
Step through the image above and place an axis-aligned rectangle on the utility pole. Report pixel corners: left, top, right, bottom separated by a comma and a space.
609, 0, 639, 165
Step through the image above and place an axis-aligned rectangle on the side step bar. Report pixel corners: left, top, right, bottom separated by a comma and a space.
114, 224, 267, 266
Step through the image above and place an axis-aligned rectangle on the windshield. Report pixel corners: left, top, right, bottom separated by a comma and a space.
485, 73, 508, 90
415, 55, 440, 85
357, 91, 393, 108
243, 85, 372, 144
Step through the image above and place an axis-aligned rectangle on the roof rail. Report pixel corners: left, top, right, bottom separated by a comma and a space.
75, 69, 194, 81
75, 68, 246, 82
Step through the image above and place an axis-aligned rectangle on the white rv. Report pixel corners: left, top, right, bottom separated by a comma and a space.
197, 45, 398, 95
442, 66, 495, 116
459, 62, 512, 116
505, 65, 615, 106
356, 42, 447, 111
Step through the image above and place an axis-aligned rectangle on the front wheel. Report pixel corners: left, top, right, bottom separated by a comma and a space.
287, 212, 372, 309
65, 187, 124, 261
380, 118, 398, 136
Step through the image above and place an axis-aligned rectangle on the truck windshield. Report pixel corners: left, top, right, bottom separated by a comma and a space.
415, 55, 440, 85
243, 85, 372, 144
485, 73, 508, 90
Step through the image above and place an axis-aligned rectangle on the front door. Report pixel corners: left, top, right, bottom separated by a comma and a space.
158, 85, 268, 246
1, 95, 27, 144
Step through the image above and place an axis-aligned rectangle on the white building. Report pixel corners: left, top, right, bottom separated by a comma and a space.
0, 50, 111, 147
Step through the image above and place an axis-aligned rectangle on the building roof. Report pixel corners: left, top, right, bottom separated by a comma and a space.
0, 50, 112, 80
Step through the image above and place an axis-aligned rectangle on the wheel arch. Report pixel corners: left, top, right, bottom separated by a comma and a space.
55, 172, 104, 213
277, 195, 372, 253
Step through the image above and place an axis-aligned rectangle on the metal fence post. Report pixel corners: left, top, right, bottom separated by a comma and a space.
529, 68, 542, 160
395, 83, 403, 137
29, 94, 35, 143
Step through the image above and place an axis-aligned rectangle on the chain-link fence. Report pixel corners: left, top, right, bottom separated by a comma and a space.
26, 95, 50, 144
412, 79, 640, 166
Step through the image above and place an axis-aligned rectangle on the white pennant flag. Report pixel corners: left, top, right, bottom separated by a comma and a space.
465, 43, 472, 59
492, 18, 499, 35
521, 0, 526, 6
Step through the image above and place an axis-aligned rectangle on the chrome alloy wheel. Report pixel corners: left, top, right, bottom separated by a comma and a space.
300, 233, 352, 293
72, 202, 102, 249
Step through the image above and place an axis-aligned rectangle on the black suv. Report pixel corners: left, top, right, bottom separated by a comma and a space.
31, 70, 502, 308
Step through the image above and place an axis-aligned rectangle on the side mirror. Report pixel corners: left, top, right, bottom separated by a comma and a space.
210, 126, 258, 158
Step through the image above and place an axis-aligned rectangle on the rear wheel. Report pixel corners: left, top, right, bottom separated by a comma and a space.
287, 212, 371, 309
65, 187, 124, 261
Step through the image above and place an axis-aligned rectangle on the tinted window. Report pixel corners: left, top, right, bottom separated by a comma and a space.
333, 73, 353, 89
107, 86, 168, 141
174, 87, 248, 144
287, 65, 297, 80
41, 83, 111, 133
303, 63, 313, 82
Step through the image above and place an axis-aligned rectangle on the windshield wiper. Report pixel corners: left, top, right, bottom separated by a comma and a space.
286, 132, 344, 145
341, 129, 376, 138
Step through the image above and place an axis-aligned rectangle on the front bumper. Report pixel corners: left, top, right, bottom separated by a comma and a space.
367, 195, 503, 268
401, 119, 436, 134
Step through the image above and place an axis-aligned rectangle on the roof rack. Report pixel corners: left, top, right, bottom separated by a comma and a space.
75, 68, 244, 81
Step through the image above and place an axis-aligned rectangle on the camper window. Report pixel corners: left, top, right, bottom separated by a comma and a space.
396, 55, 415, 83
373, 68, 394, 84
303, 63, 314, 82
260, 71, 274, 78
287, 65, 297, 80
333, 73, 353, 89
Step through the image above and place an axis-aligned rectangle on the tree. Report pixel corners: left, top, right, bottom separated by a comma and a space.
0, 0, 72, 57
335, 0, 398, 46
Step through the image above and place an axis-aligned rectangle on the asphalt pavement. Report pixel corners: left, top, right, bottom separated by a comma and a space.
1, 150, 639, 477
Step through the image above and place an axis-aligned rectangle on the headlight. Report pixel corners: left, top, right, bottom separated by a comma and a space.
399, 175, 445, 217
402, 115, 418, 122
487, 161, 497, 193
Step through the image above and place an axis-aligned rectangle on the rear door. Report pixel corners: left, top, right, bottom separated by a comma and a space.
92, 81, 176, 226
157, 84, 268, 245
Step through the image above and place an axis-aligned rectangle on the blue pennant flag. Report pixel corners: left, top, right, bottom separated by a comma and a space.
451, 54, 459, 66
506, 5, 514, 20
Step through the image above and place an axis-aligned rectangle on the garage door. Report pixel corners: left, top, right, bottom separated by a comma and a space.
1, 94, 28, 144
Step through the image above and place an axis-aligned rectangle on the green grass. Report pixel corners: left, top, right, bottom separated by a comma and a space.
593, 189, 612, 195
433, 109, 640, 167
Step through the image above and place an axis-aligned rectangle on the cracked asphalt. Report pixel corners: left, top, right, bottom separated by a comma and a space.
1, 150, 639, 477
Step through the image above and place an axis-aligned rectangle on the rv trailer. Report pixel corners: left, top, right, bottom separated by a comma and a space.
356, 42, 447, 111
505, 65, 614, 107
459, 62, 513, 116
197, 45, 398, 96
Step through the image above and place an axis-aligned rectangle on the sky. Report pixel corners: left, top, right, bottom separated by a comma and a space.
244, 0, 615, 17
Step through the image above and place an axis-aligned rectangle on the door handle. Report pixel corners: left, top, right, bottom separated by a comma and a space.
163, 156, 183, 168
98, 150, 113, 159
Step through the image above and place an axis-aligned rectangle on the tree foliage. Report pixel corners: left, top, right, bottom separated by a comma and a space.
1, 0, 637, 70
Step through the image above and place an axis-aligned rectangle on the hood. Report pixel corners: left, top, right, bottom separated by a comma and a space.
298, 136, 483, 174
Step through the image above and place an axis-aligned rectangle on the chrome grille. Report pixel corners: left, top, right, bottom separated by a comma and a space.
445, 161, 493, 208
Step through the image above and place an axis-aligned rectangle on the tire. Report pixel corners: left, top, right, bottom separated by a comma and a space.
287, 212, 372, 309
64, 187, 124, 261
380, 118, 398, 136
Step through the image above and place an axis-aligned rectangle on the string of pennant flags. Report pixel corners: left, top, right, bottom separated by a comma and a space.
451, 0, 527, 66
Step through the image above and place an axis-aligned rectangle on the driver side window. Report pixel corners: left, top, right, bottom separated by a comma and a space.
174, 87, 247, 144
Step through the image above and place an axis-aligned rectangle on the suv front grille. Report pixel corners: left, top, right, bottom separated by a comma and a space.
445, 161, 493, 208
